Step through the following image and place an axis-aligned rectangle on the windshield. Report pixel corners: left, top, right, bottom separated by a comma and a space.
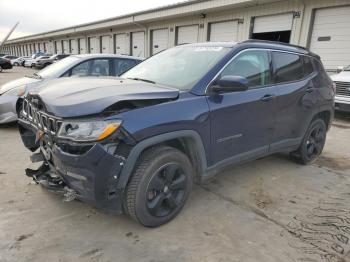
344, 65, 350, 71
37, 56, 80, 78
122, 46, 230, 90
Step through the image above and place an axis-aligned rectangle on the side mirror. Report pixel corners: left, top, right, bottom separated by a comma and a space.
211, 75, 249, 93
336, 66, 344, 73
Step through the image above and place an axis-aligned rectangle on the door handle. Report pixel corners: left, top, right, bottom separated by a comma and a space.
260, 94, 276, 102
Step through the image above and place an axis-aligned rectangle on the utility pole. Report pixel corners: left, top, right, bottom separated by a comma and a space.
0, 22, 19, 52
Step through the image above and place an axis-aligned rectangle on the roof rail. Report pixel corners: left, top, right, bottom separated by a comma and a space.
241, 39, 309, 51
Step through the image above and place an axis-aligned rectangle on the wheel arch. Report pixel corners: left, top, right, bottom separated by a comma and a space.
117, 130, 208, 190
313, 110, 332, 130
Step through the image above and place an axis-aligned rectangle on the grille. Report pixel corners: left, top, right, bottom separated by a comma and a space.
22, 99, 62, 135
334, 81, 350, 97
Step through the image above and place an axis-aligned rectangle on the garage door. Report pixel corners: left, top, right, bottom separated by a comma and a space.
101, 35, 111, 54
253, 13, 293, 33
89, 37, 100, 53
131, 32, 145, 57
70, 39, 78, 54
309, 6, 350, 71
47, 42, 54, 54
55, 41, 62, 54
151, 28, 169, 55
62, 40, 69, 54
115, 33, 128, 55
209, 20, 238, 41
176, 25, 199, 45
78, 38, 86, 54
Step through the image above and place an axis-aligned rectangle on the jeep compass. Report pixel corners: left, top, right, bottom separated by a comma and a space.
18, 40, 334, 227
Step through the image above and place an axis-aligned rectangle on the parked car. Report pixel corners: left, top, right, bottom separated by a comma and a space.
17, 41, 334, 227
2, 55, 18, 61
0, 54, 143, 124
330, 64, 350, 112
20, 56, 32, 66
0, 57, 13, 72
11, 56, 30, 66
24, 55, 51, 68
35, 54, 71, 69
0, 53, 9, 57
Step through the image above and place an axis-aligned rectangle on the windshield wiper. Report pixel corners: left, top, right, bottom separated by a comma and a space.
127, 77, 156, 84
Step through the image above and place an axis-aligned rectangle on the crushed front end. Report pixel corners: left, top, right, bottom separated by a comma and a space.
18, 96, 135, 214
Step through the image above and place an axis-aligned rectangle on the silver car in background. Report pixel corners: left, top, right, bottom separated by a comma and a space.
331, 64, 350, 112
0, 54, 143, 124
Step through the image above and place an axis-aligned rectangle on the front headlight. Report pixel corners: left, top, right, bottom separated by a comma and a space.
2, 85, 26, 96
57, 120, 122, 142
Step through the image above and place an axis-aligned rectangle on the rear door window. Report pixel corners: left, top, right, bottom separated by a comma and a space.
272, 52, 304, 83
113, 59, 138, 76
90, 59, 110, 76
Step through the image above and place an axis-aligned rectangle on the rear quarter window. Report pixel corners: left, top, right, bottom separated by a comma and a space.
272, 52, 304, 83
302, 56, 314, 76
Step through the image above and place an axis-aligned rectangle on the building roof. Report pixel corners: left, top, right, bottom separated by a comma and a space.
6, 0, 274, 44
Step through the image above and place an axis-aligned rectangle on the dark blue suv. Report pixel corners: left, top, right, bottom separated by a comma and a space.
18, 40, 335, 227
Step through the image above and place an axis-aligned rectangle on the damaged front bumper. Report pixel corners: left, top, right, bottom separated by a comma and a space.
19, 119, 132, 215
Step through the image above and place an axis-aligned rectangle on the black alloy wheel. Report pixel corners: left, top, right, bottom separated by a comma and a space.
295, 118, 327, 164
146, 163, 187, 217
125, 146, 193, 227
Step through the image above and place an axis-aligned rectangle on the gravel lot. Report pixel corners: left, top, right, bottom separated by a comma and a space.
1, 67, 350, 262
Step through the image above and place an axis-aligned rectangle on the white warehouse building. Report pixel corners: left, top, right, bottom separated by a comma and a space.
2, 0, 350, 72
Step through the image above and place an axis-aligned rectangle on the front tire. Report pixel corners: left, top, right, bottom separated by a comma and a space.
294, 118, 327, 165
124, 146, 193, 227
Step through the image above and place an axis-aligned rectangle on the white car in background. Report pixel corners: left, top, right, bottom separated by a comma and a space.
11, 56, 30, 66
0, 54, 143, 124
331, 64, 350, 113
24, 55, 51, 68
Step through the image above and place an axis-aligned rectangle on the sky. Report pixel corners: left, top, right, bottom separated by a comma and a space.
0, 0, 183, 40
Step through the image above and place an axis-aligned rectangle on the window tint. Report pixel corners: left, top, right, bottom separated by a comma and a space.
90, 59, 109, 76
114, 59, 137, 76
272, 52, 303, 83
221, 50, 271, 88
71, 60, 90, 76
303, 56, 314, 76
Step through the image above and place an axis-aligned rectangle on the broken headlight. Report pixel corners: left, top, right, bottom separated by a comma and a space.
57, 120, 122, 142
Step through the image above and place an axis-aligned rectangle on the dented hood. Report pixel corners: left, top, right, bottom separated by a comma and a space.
30, 77, 179, 118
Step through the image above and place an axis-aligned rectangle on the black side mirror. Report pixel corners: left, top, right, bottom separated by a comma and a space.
211, 75, 249, 93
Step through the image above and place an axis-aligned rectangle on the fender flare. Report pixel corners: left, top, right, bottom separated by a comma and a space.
117, 130, 208, 190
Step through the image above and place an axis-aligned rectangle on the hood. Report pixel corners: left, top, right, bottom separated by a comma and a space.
0, 77, 41, 95
331, 71, 350, 82
30, 77, 179, 118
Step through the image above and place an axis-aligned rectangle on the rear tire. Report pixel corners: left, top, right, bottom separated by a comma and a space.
293, 118, 327, 165
124, 146, 193, 227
